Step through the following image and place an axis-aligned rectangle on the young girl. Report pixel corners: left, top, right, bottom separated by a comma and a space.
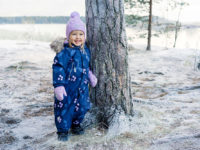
52, 11, 97, 141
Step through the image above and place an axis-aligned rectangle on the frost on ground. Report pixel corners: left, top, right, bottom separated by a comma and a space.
0, 40, 200, 150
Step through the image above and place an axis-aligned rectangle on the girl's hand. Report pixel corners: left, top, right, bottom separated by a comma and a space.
54, 86, 67, 101
88, 70, 98, 87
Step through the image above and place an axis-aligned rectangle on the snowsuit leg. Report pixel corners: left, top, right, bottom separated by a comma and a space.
54, 91, 90, 132
71, 90, 89, 127
54, 94, 76, 133
71, 104, 87, 127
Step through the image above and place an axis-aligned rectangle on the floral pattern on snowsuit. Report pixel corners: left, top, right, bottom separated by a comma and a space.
52, 43, 91, 133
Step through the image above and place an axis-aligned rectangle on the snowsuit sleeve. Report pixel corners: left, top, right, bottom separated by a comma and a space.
52, 49, 71, 88
85, 47, 91, 70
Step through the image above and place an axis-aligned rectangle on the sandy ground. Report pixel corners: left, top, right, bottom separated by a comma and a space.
0, 40, 200, 150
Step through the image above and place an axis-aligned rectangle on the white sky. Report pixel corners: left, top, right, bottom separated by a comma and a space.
0, 0, 199, 23
0, 0, 85, 16
153, 0, 200, 23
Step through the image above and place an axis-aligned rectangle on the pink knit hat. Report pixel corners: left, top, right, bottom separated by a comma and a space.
66, 11, 86, 41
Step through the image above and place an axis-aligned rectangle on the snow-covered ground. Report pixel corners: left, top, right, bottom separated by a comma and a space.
129, 46, 200, 150
0, 25, 200, 150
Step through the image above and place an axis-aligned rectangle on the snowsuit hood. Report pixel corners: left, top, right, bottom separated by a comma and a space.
50, 37, 66, 54
50, 37, 88, 54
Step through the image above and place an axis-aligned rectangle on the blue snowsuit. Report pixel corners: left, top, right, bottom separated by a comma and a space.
52, 43, 91, 133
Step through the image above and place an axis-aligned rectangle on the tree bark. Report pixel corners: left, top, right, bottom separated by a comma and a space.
146, 0, 152, 51
86, 0, 134, 127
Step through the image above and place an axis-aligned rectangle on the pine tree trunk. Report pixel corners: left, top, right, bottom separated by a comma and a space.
146, 0, 152, 51
86, 0, 134, 127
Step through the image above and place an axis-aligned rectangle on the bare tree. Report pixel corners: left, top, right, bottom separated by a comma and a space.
173, 0, 188, 48
86, 0, 134, 127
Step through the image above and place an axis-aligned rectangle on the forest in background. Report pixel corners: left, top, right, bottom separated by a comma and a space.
0, 16, 75, 24
0, 15, 166, 25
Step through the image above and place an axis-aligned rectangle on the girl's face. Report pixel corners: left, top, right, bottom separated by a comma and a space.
69, 30, 85, 47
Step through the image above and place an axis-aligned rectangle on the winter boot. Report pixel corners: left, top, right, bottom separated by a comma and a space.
71, 124, 84, 135
57, 131, 69, 141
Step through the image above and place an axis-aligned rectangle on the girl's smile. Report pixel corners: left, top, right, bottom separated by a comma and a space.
69, 30, 85, 47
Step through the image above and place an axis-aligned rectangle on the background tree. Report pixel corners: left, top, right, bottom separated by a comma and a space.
146, 0, 152, 50
125, 0, 153, 50
125, 0, 189, 49
171, 0, 189, 48
86, 0, 134, 128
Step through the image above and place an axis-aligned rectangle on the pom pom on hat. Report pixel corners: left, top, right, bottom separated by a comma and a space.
70, 11, 80, 19
66, 11, 86, 41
